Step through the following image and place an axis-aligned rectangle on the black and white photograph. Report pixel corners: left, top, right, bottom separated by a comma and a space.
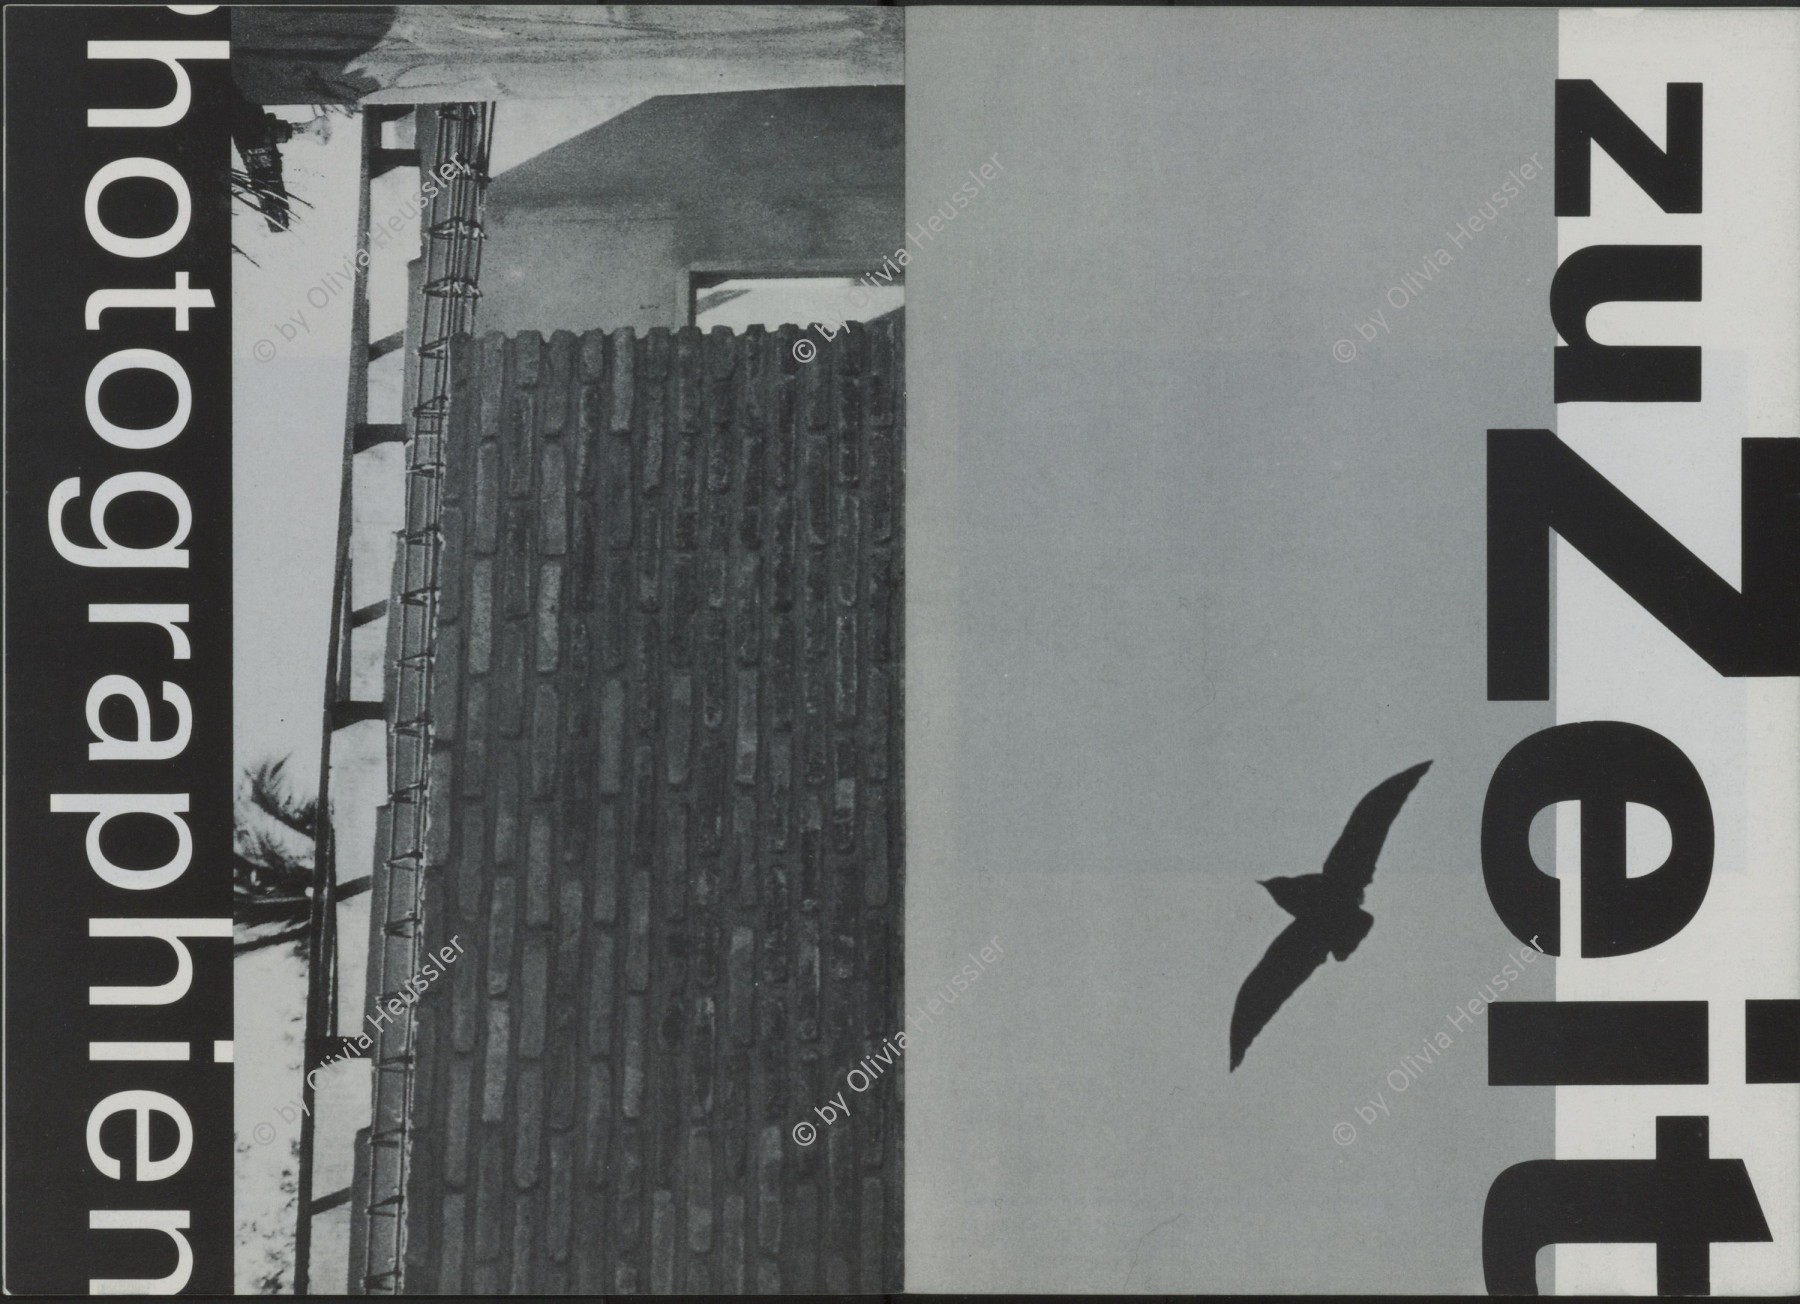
228, 5, 904, 1295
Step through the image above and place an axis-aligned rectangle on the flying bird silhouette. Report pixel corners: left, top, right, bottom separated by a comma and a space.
1229, 760, 1432, 1071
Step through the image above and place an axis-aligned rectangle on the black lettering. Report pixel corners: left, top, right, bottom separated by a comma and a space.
1489, 1001, 1707, 1085
1484, 1116, 1770, 1295
1481, 721, 1713, 957
1551, 245, 1701, 402
1556, 80, 1702, 216
1487, 430, 1800, 701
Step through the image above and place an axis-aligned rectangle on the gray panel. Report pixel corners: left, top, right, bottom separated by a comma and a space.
905, 7, 1558, 1292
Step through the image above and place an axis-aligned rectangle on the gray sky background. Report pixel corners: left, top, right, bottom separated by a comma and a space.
905, 7, 1558, 1292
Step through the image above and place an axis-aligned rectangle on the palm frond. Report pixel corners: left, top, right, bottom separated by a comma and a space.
247, 758, 320, 837
234, 755, 327, 947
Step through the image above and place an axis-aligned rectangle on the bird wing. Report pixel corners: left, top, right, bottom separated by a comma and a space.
1321, 760, 1432, 893
1230, 917, 1334, 1070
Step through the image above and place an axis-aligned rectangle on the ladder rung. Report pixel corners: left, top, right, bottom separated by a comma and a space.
309, 1186, 353, 1215
349, 598, 388, 627
308, 1035, 369, 1065
331, 699, 386, 729
353, 423, 406, 452
370, 147, 419, 178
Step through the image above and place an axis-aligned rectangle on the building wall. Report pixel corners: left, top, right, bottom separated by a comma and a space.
476, 88, 905, 336
391, 318, 904, 1293
232, 6, 902, 107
